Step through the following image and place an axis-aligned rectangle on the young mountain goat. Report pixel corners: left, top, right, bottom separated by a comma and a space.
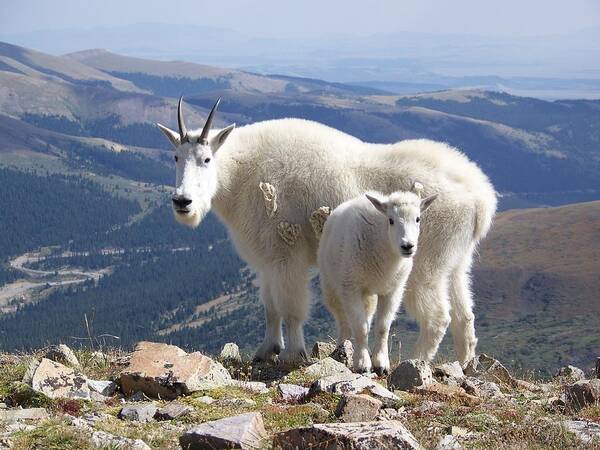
318, 190, 437, 374
157, 98, 497, 366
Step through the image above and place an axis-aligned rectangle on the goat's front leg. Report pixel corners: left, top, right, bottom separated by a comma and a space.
254, 272, 284, 362
371, 287, 405, 376
344, 290, 371, 373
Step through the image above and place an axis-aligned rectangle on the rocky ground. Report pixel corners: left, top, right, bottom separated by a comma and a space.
0, 341, 598, 449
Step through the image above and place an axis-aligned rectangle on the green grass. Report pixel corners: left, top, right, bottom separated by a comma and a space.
11, 418, 93, 450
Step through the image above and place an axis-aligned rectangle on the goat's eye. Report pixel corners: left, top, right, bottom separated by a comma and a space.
416, 217, 420, 223
389, 218, 394, 225
204, 157, 211, 164
174, 155, 178, 162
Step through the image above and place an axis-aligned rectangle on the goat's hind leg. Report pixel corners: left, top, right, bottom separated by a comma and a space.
322, 283, 351, 343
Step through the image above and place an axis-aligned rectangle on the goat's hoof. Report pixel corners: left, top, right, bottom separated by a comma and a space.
373, 366, 389, 376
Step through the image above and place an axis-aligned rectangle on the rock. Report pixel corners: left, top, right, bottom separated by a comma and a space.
87, 379, 117, 397
556, 365, 586, 382
335, 393, 383, 422
414, 383, 481, 406
378, 407, 405, 421
179, 412, 267, 450
448, 426, 469, 436
273, 420, 423, 449
434, 362, 465, 384
463, 354, 514, 386
563, 419, 600, 444
309, 372, 399, 403
216, 397, 257, 407
311, 341, 337, 360
220, 342, 242, 365
154, 401, 193, 421
118, 403, 157, 422
0, 408, 49, 422
412, 400, 442, 415
229, 380, 269, 394
43, 344, 80, 367
91, 431, 151, 450
128, 391, 148, 402
460, 377, 503, 400
278, 383, 309, 402
388, 359, 434, 391
21, 358, 40, 385
549, 396, 567, 411
331, 340, 354, 368
564, 379, 600, 411
31, 358, 91, 400
304, 357, 352, 378
194, 395, 215, 405
120, 341, 231, 400
437, 434, 462, 450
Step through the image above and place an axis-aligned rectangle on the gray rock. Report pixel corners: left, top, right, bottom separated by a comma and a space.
31, 358, 91, 400
193, 395, 215, 405
311, 341, 337, 360
128, 391, 148, 402
461, 377, 503, 400
388, 359, 433, 391
556, 365, 586, 382
309, 372, 399, 403
335, 393, 382, 422
0, 408, 49, 422
21, 358, 40, 385
563, 419, 600, 444
463, 354, 514, 386
228, 380, 269, 394
118, 403, 157, 422
91, 430, 151, 450
43, 344, 80, 367
154, 401, 193, 421
220, 342, 242, 365
278, 383, 309, 402
564, 379, 600, 411
434, 362, 465, 384
331, 340, 354, 368
378, 407, 405, 421
179, 412, 267, 450
87, 379, 117, 397
304, 357, 352, 378
273, 420, 423, 449
120, 341, 231, 400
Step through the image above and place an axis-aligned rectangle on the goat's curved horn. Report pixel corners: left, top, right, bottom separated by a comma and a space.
177, 96, 188, 142
199, 98, 221, 144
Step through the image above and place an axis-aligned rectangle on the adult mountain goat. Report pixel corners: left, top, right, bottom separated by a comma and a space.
157, 98, 497, 366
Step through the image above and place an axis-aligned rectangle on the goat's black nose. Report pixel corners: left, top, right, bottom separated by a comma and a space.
172, 196, 192, 208
401, 243, 414, 251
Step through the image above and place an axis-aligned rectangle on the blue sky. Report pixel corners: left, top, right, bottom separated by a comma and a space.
1, 0, 599, 37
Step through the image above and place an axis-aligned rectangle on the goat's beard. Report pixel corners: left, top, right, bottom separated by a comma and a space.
173, 197, 211, 229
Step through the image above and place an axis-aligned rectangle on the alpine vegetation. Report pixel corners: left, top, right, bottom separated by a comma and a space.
318, 190, 437, 374
157, 98, 497, 366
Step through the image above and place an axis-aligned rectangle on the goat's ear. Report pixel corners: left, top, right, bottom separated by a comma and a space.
211, 124, 236, 153
420, 194, 438, 212
365, 193, 387, 214
156, 123, 181, 148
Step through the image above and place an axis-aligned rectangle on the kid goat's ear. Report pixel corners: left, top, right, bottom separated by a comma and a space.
420, 194, 438, 212
365, 193, 387, 214
211, 124, 236, 153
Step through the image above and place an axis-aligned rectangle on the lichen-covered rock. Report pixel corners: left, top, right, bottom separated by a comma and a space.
278, 383, 309, 402
564, 379, 600, 411
273, 420, 423, 449
388, 360, 433, 391
43, 344, 80, 367
180, 412, 267, 450
120, 341, 231, 400
31, 358, 91, 400
331, 340, 354, 368
335, 393, 383, 422
304, 357, 352, 378
118, 403, 157, 422
556, 365, 586, 382
91, 430, 151, 450
154, 401, 193, 421
563, 419, 600, 444
220, 342, 242, 365
463, 354, 514, 386
311, 341, 337, 360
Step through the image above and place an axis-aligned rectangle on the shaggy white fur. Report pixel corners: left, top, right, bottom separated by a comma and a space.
318, 190, 436, 374
159, 113, 497, 365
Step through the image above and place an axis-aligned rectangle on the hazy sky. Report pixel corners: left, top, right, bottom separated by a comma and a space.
1, 0, 599, 37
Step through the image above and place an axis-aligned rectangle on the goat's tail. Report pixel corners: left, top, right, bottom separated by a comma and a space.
473, 184, 498, 243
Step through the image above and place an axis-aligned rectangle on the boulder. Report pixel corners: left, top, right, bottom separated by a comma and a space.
331, 340, 354, 368
87, 379, 117, 397
388, 360, 433, 391
309, 372, 399, 403
31, 358, 91, 400
304, 357, 352, 378
273, 420, 423, 449
220, 343, 242, 365
43, 344, 80, 368
120, 342, 231, 400
0, 408, 48, 422
556, 365, 586, 382
463, 354, 514, 386
179, 412, 267, 450
335, 393, 383, 422
311, 341, 337, 360
278, 383, 309, 402
563, 419, 600, 444
564, 379, 600, 411
154, 401, 193, 421
434, 362, 465, 384
118, 403, 157, 422
91, 431, 151, 450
